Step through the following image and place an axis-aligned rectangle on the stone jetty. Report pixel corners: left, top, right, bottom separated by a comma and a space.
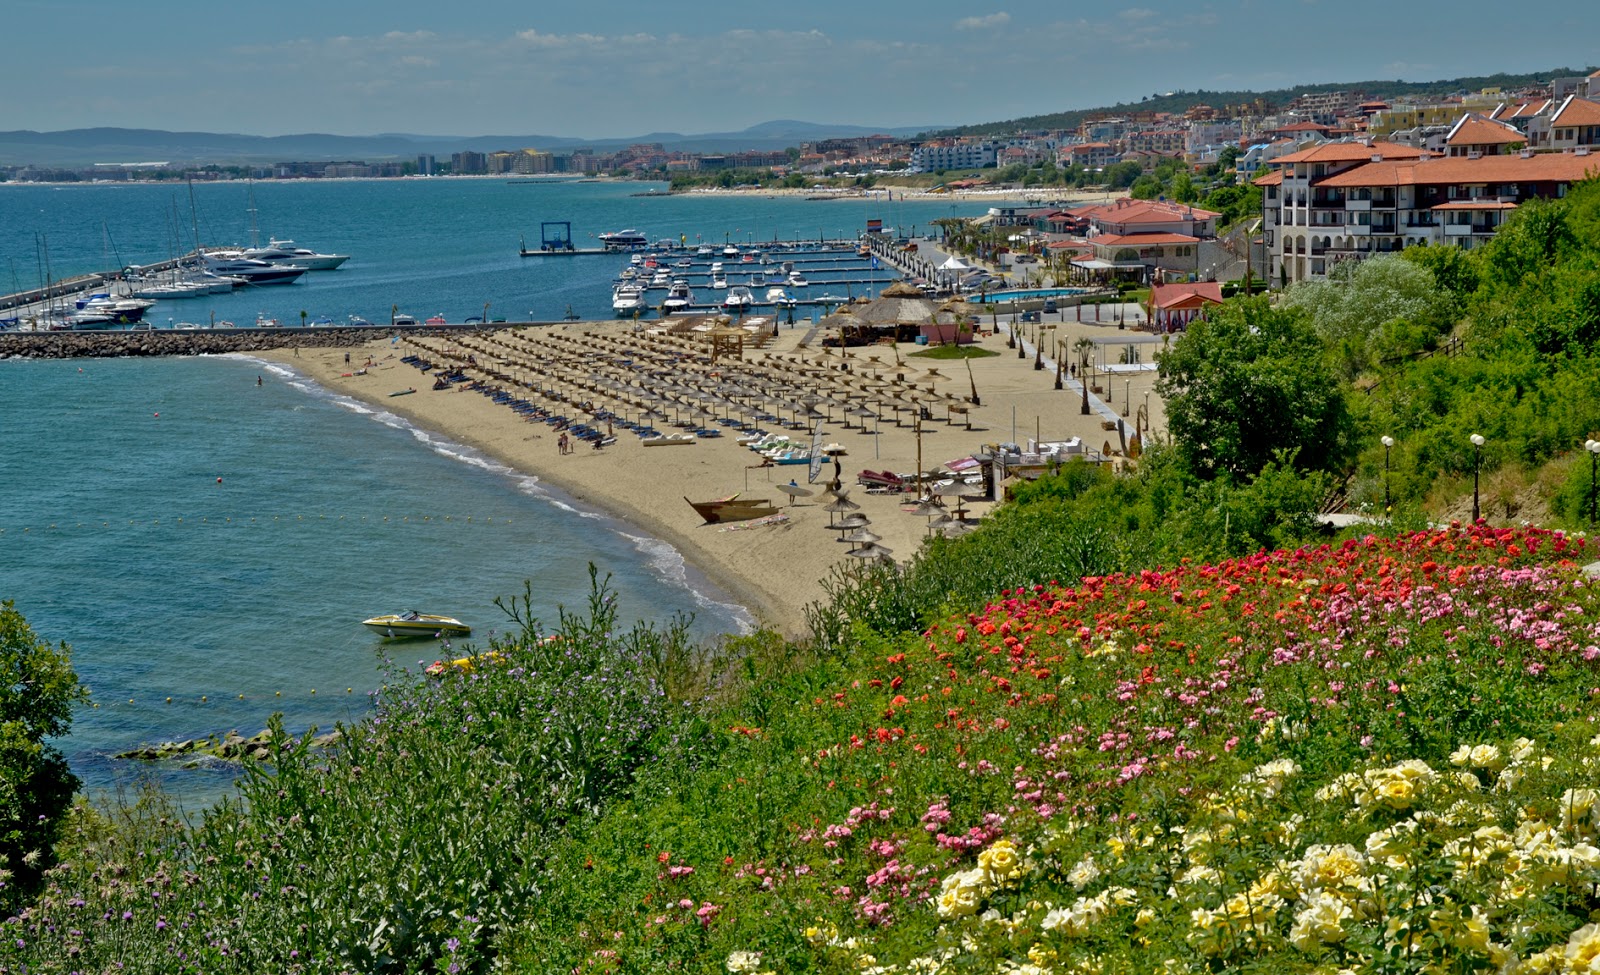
0, 323, 532, 360
115, 728, 343, 764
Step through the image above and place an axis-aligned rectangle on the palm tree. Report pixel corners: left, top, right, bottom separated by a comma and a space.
1074, 337, 1095, 415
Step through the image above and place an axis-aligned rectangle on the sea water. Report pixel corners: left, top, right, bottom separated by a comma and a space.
0, 178, 995, 324
0, 354, 751, 802
0, 178, 997, 803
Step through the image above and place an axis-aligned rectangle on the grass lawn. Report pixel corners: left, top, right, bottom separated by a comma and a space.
909, 344, 1001, 360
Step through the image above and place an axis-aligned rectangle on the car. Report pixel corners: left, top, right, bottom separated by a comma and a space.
1019, 310, 1041, 323
1043, 299, 1058, 313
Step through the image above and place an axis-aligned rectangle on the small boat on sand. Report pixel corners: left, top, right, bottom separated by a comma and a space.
362, 611, 471, 638
686, 495, 779, 524
389, 388, 417, 397
642, 433, 697, 446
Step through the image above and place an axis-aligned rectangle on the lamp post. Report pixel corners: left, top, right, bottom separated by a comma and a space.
1587, 439, 1600, 526
1470, 433, 1485, 523
1123, 378, 1130, 417
1381, 435, 1394, 515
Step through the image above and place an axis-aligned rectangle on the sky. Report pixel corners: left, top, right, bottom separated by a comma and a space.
7, 0, 1593, 139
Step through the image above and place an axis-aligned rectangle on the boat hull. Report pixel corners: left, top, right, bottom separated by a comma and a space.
686, 497, 778, 524
362, 614, 471, 638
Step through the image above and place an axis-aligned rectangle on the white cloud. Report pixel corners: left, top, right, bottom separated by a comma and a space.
954, 12, 1010, 30
1119, 7, 1157, 20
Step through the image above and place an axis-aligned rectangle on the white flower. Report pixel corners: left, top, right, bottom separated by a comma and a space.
1066, 854, 1101, 890
1289, 891, 1352, 951
726, 950, 763, 974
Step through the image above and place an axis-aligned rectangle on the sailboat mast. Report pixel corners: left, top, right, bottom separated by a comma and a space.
187, 178, 203, 256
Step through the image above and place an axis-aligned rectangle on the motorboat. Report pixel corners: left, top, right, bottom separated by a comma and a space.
425, 315, 448, 325
709, 261, 724, 275
662, 281, 693, 313
710, 274, 728, 290
787, 272, 810, 287
199, 253, 307, 286
673, 258, 693, 269
765, 286, 791, 304
393, 313, 419, 326
599, 229, 650, 251
722, 286, 753, 312
686, 495, 778, 524
362, 611, 472, 639
72, 294, 156, 322
650, 269, 671, 287
722, 244, 740, 258
612, 284, 646, 316
240, 238, 349, 271
696, 244, 714, 256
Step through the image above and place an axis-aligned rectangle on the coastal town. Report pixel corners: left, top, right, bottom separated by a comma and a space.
9, 18, 1600, 971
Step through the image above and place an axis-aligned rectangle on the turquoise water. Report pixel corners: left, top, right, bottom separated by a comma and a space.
0, 354, 750, 802
986, 287, 1087, 301
1, 179, 988, 323
0, 179, 996, 803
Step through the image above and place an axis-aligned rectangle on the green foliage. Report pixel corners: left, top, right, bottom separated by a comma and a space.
0, 602, 84, 911
1102, 161, 1143, 190
1156, 296, 1353, 480
1284, 254, 1456, 378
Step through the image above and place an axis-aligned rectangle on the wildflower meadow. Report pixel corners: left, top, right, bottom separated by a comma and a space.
6, 524, 1598, 973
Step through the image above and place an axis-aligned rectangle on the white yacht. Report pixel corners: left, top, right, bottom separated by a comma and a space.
612, 284, 646, 316
662, 282, 693, 313
240, 238, 349, 271
695, 244, 714, 256
198, 253, 307, 286
709, 261, 724, 275
710, 274, 728, 290
600, 229, 650, 251
722, 286, 753, 312
649, 268, 671, 287
765, 286, 790, 304
787, 271, 810, 287
721, 244, 740, 258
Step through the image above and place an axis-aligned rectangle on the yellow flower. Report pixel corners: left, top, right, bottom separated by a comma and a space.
979, 839, 1023, 884
1566, 923, 1600, 972
1289, 891, 1351, 951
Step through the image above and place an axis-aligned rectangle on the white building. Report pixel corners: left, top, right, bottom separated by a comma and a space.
909, 141, 997, 173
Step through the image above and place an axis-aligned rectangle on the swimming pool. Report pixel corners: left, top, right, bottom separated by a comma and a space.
985, 288, 1086, 301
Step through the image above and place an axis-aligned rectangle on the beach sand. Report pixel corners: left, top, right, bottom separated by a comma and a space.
262, 311, 1164, 637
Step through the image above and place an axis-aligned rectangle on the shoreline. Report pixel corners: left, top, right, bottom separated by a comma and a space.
256, 311, 1166, 639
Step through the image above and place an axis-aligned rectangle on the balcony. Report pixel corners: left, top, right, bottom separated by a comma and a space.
1346, 200, 1371, 212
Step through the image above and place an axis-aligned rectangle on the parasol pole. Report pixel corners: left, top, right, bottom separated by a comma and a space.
915, 412, 924, 500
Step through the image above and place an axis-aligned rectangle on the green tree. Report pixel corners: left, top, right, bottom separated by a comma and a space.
1102, 161, 1143, 190
1156, 296, 1353, 479
1129, 174, 1162, 200
0, 602, 85, 910
1284, 254, 1453, 378
1171, 171, 1198, 204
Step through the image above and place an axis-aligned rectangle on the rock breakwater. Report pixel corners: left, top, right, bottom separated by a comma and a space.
0, 323, 528, 360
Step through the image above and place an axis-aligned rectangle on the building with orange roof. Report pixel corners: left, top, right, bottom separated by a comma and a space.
1144, 281, 1224, 332
1548, 96, 1600, 152
1257, 137, 1600, 282
1443, 114, 1526, 156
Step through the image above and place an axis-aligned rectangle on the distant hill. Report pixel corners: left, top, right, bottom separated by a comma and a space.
928, 68, 1596, 137
0, 121, 937, 168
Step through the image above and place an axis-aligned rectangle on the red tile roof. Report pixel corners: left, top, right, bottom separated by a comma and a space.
1091, 232, 1199, 247
1432, 201, 1520, 210
1148, 281, 1224, 310
1446, 114, 1524, 146
1252, 170, 1284, 186
1271, 141, 1431, 165
1552, 96, 1600, 128
1316, 152, 1600, 188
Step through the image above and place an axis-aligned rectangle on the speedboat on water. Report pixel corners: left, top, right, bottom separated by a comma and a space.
362, 611, 472, 639
787, 272, 810, 287
710, 274, 728, 290
240, 238, 349, 271
663, 281, 693, 313
765, 286, 790, 304
612, 284, 646, 316
722, 286, 753, 312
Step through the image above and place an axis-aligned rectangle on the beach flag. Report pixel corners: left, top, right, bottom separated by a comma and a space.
866, 218, 883, 233
871, 256, 879, 269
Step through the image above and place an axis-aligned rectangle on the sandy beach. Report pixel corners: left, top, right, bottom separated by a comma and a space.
262, 309, 1164, 637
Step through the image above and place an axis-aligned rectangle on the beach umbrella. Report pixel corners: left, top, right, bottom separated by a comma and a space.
776, 483, 813, 506
909, 497, 946, 517
847, 543, 895, 560
841, 528, 882, 544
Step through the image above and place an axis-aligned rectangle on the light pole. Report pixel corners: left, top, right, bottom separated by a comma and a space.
1587, 439, 1600, 526
1381, 435, 1394, 515
1123, 378, 1130, 417
1470, 433, 1485, 523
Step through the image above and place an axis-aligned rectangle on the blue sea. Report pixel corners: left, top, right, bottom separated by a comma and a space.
0, 178, 994, 803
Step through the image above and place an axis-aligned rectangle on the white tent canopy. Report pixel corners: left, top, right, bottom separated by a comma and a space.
938, 255, 971, 271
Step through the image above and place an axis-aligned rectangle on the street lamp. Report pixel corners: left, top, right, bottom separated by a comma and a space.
1381, 435, 1394, 515
1123, 378, 1130, 417
1470, 433, 1485, 523
1587, 439, 1600, 526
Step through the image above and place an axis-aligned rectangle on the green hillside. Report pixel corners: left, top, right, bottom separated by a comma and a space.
932, 68, 1595, 137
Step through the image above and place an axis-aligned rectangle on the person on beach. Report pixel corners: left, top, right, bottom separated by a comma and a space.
257, 376, 263, 386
